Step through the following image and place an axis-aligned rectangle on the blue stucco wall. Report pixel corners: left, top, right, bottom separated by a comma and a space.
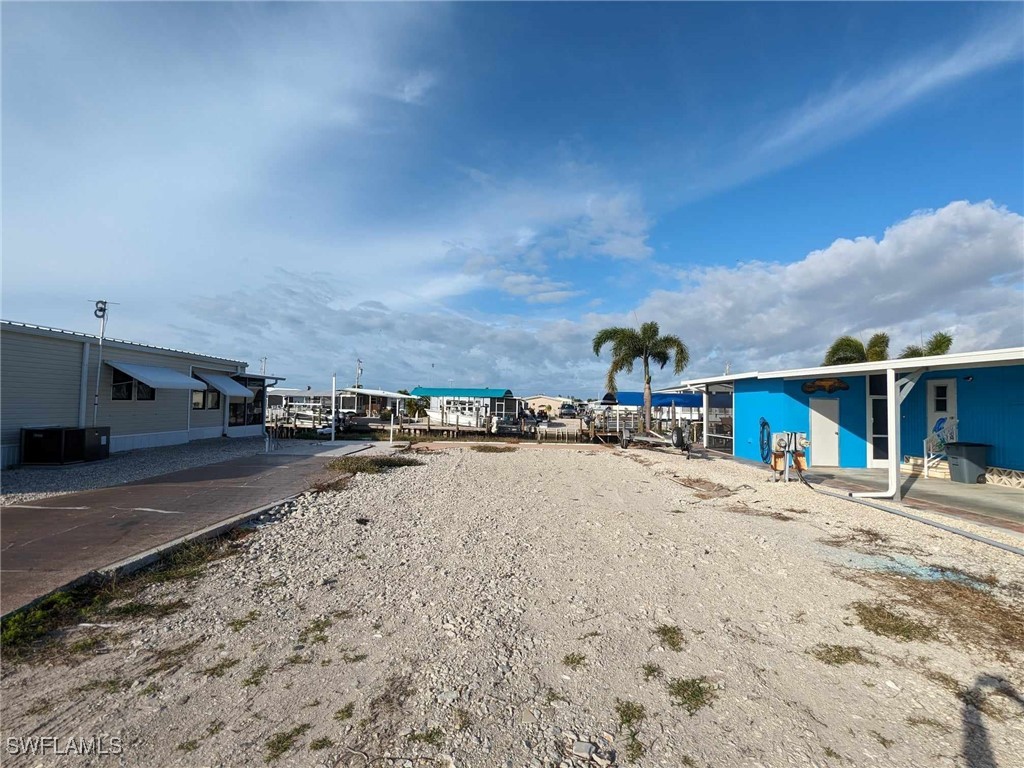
900, 364, 1024, 470
734, 377, 868, 467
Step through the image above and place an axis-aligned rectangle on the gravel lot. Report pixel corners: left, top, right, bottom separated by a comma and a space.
0, 438, 267, 506
2, 445, 1022, 767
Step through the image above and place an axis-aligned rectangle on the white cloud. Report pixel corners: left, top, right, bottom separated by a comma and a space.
636, 200, 1024, 376
396, 70, 438, 104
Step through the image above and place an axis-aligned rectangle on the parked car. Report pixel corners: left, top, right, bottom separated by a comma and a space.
558, 404, 578, 418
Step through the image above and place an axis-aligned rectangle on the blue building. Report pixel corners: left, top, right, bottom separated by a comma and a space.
665, 348, 1024, 499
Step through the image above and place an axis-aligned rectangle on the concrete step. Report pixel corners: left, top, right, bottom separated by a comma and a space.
901, 456, 950, 479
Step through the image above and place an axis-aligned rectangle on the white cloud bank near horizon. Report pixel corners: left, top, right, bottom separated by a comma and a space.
143, 199, 1021, 394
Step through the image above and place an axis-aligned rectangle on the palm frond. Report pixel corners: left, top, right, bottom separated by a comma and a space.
865, 333, 890, 362
925, 331, 953, 356
899, 344, 925, 358
823, 336, 866, 366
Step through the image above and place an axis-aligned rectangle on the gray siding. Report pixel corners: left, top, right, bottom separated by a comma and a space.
1, 332, 84, 448
189, 402, 224, 429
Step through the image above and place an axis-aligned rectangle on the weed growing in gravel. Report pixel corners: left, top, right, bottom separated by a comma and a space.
680, 757, 697, 767
325, 456, 424, 475
407, 728, 444, 748
852, 602, 936, 642
309, 737, 334, 750
265, 724, 311, 762
106, 599, 190, 619
332, 609, 355, 619
578, 630, 602, 640
207, 721, 225, 737
615, 698, 647, 759
75, 678, 130, 695
667, 677, 716, 715
454, 708, 472, 730
229, 610, 260, 631
333, 703, 355, 721
25, 699, 53, 716
339, 649, 368, 663
906, 715, 951, 732
304, 699, 321, 708
808, 644, 875, 666
298, 617, 332, 645
202, 658, 240, 677
139, 682, 162, 696
544, 688, 568, 705
68, 635, 105, 654
870, 731, 894, 748
243, 663, 270, 687
823, 747, 842, 760
562, 652, 587, 670
727, 504, 793, 521
469, 445, 517, 453
285, 653, 313, 666
641, 662, 664, 680
178, 740, 199, 752
653, 624, 685, 651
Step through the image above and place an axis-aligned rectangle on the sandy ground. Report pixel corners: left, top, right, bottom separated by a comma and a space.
2, 445, 1022, 768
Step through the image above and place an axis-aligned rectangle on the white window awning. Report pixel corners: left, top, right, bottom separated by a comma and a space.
195, 371, 254, 399
107, 361, 207, 391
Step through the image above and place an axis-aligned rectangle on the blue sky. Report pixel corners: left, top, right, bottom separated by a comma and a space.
3, 2, 1022, 396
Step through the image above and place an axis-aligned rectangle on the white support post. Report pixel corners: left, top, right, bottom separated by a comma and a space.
853, 367, 902, 501
702, 387, 709, 448
330, 373, 336, 443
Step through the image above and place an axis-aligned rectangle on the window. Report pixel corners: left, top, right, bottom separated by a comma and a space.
112, 370, 133, 400
934, 385, 948, 413
192, 391, 205, 410
205, 390, 221, 410
112, 369, 156, 401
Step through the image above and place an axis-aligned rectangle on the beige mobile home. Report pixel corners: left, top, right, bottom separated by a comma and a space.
0, 321, 280, 467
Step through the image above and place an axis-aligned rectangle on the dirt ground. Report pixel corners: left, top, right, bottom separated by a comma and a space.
2, 445, 1022, 768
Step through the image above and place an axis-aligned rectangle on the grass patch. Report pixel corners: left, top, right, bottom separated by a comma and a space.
105, 599, 190, 619
1, 532, 246, 663
407, 728, 444, 748
68, 635, 104, 654
265, 724, 311, 762
228, 610, 260, 632
562, 652, 587, 670
861, 572, 1022, 658
653, 624, 685, 651
852, 602, 937, 643
615, 699, 646, 729
298, 617, 332, 645
469, 445, 517, 453
243, 662, 270, 687
808, 644, 874, 666
202, 658, 240, 677
207, 720, 225, 737
178, 740, 199, 752
625, 737, 647, 761
667, 677, 717, 715
824, 746, 842, 760
309, 737, 334, 750
334, 703, 355, 721
25, 699, 53, 716
325, 456, 423, 475
285, 653, 314, 666
642, 662, 665, 680
139, 682, 162, 696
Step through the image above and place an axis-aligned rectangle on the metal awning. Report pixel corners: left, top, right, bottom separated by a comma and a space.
194, 371, 254, 398
106, 361, 206, 391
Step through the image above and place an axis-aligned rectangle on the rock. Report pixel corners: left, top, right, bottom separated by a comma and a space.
572, 741, 596, 758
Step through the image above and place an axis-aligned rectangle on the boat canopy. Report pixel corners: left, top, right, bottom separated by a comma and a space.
600, 391, 729, 408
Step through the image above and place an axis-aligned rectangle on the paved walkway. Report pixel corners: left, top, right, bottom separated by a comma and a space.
0, 441, 379, 614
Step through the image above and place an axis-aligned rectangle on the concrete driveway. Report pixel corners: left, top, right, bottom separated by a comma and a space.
0, 441, 380, 615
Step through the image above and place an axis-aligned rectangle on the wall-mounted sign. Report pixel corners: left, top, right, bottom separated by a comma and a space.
802, 378, 849, 395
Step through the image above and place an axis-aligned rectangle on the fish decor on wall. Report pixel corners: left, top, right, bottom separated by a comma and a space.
802, 378, 850, 394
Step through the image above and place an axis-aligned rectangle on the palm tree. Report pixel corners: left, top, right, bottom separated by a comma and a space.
592, 321, 690, 431
823, 332, 890, 366
899, 331, 953, 359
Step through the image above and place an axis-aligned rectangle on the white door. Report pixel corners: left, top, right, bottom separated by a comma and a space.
926, 379, 957, 434
809, 399, 840, 466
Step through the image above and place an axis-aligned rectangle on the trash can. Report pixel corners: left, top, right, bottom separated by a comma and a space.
945, 442, 990, 484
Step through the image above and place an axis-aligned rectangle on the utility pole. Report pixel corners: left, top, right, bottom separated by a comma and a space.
89, 300, 112, 426
355, 359, 363, 388
260, 357, 267, 375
